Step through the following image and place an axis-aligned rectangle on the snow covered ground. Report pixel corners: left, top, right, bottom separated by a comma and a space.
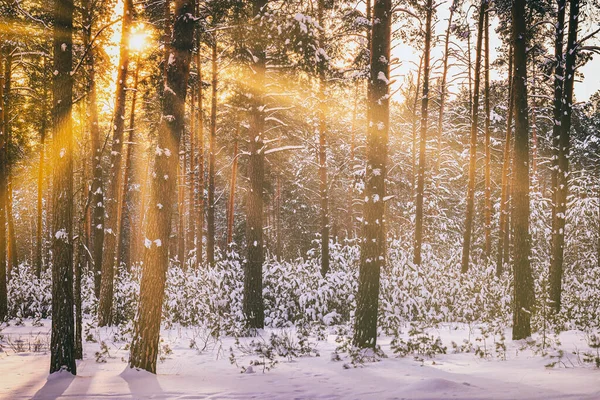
1, 320, 600, 399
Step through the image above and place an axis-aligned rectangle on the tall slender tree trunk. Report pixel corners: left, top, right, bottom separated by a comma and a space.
484, 8, 492, 257
411, 56, 422, 192
353, 0, 391, 349
187, 90, 195, 262
414, 0, 433, 266
98, 0, 133, 326
497, 46, 514, 276
460, 0, 486, 274
50, 0, 76, 373
317, 0, 329, 276
118, 56, 141, 270
207, 38, 217, 266
435, 3, 455, 172
177, 130, 186, 265
4, 51, 17, 277
511, 0, 534, 340
36, 99, 47, 278
349, 80, 359, 238
549, 0, 578, 313
195, 44, 204, 268
227, 129, 238, 246
0, 49, 7, 320
82, 0, 104, 298
129, 0, 194, 373
243, 0, 268, 330
6, 179, 16, 276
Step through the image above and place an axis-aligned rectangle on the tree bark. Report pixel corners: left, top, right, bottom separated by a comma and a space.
460, 0, 486, 274
317, 0, 329, 276
118, 55, 141, 271
4, 51, 17, 277
227, 129, 238, 246
511, 0, 535, 340
484, 8, 492, 257
243, 0, 268, 330
129, 0, 194, 373
36, 80, 49, 278
195, 39, 204, 268
81, 0, 104, 298
435, 2, 455, 172
207, 37, 217, 266
0, 49, 7, 320
549, 0, 578, 313
98, 0, 133, 326
353, 0, 391, 349
50, 0, 76, 374
414, 0, 433, 266
497, 46, 513, 276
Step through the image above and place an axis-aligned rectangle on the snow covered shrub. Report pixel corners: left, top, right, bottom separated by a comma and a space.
261, 241, 358, 328
229, 329, 319, 373
162, 247, 245, 335
7, 263, 51, 321
390, 325, 447, 359
111, 264, 140, 326
379, 240, 512, 333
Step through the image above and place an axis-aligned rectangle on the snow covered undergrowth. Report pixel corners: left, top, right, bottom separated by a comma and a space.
1, 320, 600, 399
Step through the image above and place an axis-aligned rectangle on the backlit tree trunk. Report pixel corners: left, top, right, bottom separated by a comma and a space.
549, 0, 578, 313
227, 130, 238, 246
98, 0, 133, 326
0, 49, 7, 320
460, 0, 486, 273
82, 0, 105, 297
414, 0, 433, 266
243, 0, 268, 330
484, 8, 492, 257
129, 0, 194, 373
317, 0, 329, 276
118, 55, 142, 270
511, 0, 535, 340
207, 37, 217, 266
50, 0, 76, 373
353, 0, 391, 349
435, 2, 455, 172
497, 46, 513, 276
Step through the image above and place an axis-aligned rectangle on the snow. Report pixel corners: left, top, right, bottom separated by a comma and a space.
2, 321, 600, 399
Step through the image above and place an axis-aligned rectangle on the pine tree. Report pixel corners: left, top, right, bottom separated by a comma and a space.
129, 0, 195, 373
50, 0, 76, 374
511, 0, 535, 340
461, 0, 487, 273
353, 0, 391, 349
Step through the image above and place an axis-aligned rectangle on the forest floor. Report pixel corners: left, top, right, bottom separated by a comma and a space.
1, 320, 600, 399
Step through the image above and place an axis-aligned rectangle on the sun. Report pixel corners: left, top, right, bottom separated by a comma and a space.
130, 26, 148, 53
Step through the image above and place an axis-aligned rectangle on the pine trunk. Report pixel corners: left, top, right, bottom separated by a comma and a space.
207, 38, 217, 266
119, 57, 141, 271
227, 131, 238, 246
414, 0, 433, 266
549, 0, 578, 313
81, 0, 105, 297
0, 49, 7, 320
484, 8, 492, 257
511, 0, 535, 340
353, 0, 391, 349
243, 0, 268, 330
98, 0, 133, 326
435, 3, 455, 172
460, 0, 486, 274
50, 0, 76, 373
317, 0, 329, 276
129, 0, 194, 373
497, 46, 513, 276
